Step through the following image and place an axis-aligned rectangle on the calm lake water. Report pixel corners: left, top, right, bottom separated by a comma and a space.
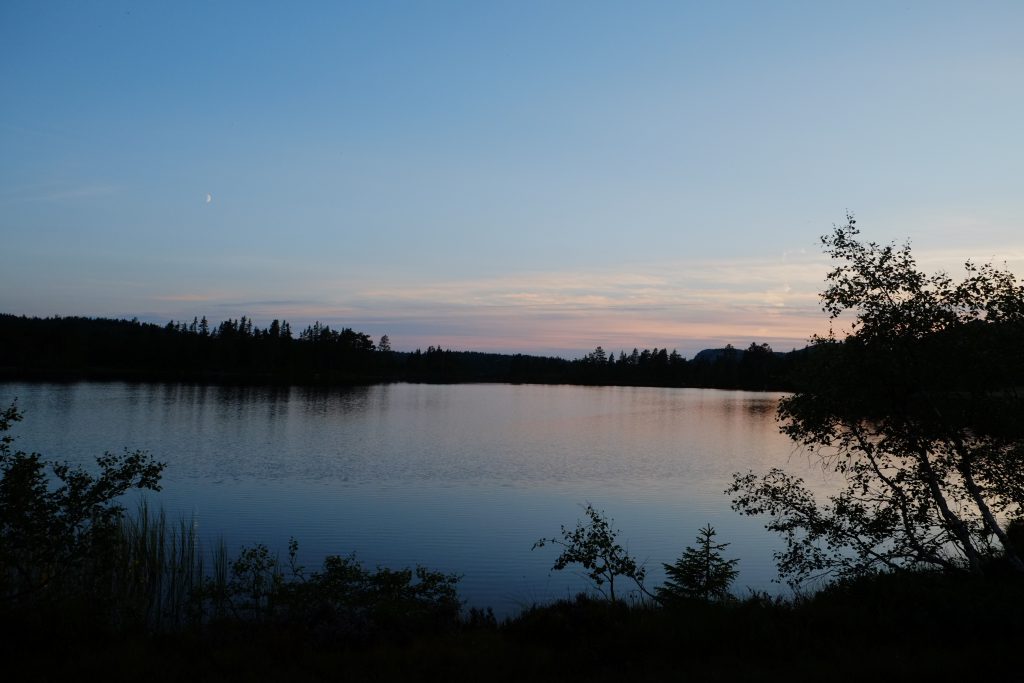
1, 381, 830, 615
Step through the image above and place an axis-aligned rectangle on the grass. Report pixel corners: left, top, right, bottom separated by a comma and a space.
110, 501, 224, 629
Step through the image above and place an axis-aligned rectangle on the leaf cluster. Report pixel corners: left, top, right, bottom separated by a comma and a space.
0, 402, 165, 606
207, 539, 462, 642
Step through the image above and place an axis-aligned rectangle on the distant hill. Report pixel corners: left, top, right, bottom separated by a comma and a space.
692, 346, 789, 363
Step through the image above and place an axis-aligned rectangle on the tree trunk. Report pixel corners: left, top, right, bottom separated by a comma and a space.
917, 446, 981, 574
955, 445, 1024, 574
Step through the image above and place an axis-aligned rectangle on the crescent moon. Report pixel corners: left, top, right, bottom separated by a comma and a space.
205, 193, 212, 204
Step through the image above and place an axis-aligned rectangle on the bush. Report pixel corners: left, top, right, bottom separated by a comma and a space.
0, 401, 165, 621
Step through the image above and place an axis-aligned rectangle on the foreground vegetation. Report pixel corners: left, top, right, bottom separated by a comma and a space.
3, 393, 1021, 680
5, 568, 1022, 681
2, 399, 1021, 680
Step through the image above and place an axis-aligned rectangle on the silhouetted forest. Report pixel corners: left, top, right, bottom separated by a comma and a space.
0, 314, 800, 390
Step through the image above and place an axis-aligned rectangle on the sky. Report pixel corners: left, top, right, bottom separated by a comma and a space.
2, 1, 1023, 357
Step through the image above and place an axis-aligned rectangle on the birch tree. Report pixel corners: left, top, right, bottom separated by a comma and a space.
729, 215, 1024, 587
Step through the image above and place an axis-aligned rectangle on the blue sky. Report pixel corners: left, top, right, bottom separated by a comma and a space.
2, 1, 1022, 356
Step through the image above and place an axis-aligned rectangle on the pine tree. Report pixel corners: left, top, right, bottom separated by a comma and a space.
657, 524, 738, 603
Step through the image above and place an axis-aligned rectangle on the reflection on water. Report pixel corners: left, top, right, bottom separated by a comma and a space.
1, 381, 824, 615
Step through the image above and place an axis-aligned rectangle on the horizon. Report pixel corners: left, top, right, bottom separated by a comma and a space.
0, 309, 806, 360
3, 2, 1023, 356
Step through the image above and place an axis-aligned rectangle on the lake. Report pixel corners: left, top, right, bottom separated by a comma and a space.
0, 381, 830, 615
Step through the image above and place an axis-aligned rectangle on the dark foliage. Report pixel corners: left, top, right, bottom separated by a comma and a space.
657, 524, 738, 603
6, 569, 1023, 681
0, 401, 165, 618
207, 539, 463, 645
533, 504, 648, 602
730, 215, 1024, 586
0, 313, 801, 390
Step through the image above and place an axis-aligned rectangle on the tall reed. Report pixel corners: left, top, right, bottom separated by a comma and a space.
110, 500, 226, 630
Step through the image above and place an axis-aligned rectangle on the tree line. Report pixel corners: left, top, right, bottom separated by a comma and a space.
0, 314, 801, 390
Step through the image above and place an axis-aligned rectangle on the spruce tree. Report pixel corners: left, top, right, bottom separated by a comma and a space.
658, 524, 738, 603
